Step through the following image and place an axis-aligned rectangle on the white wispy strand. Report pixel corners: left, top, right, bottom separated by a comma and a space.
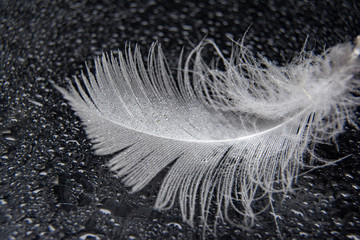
56, 36, 360, 232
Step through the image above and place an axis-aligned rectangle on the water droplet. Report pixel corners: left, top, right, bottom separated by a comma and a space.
79, 233, 101, 240
99, 208, 111, 215
28, 99, 43, 107
291, 209, 304, 217
165, 222, 183, 230
299, 232, 310, 237
346, 234, 360, 240
4, 136, 16, 141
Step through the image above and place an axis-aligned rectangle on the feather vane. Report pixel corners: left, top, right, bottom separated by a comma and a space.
56, 37, 360, 230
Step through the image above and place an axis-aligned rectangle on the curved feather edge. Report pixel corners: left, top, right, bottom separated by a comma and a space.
55, 37, 360, 233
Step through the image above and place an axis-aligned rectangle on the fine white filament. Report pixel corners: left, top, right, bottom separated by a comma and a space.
56, 36, 360, 231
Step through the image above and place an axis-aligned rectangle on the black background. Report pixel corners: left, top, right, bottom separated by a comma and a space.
1, 0, 360, 239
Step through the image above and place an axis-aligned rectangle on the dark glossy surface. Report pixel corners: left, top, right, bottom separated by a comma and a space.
1, 1, 359, 239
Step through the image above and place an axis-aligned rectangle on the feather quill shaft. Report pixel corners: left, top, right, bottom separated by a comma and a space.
56, 36, 360, 230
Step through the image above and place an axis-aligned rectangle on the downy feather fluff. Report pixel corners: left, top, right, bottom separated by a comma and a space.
56, 36, 360, 230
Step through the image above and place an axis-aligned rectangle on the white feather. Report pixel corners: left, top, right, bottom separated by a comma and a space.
56, 36, 360, 231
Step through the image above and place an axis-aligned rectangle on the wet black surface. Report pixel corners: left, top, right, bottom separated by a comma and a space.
1, 0, 360, 239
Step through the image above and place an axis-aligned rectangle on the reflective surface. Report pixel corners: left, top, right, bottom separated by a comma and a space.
1, 0, 359, 239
